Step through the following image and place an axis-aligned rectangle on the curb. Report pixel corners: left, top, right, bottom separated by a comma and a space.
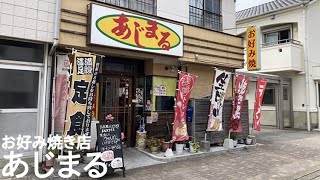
136, 143, 262, 163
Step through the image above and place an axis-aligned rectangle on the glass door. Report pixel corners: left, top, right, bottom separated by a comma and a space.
0, 64, 41, 157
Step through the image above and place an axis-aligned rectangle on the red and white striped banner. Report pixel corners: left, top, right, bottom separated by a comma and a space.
253, 78, 268, 131
172, 72, 197, 142
230, 75, 250, 132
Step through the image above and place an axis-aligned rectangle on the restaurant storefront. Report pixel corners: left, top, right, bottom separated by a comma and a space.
56, 0, 244, 146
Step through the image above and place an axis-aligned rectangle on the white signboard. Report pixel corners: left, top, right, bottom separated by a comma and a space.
89, 4, 183, 56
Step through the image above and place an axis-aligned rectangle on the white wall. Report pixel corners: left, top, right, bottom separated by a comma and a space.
0, 0, 56, 42
308, 0, 320, 94
236, 6, 313, 113
236, 7, 304, 43
222, 0, 236, 35
157, 0, 189, 24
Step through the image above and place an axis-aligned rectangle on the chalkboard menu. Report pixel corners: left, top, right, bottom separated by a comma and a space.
96, 121, 125, 177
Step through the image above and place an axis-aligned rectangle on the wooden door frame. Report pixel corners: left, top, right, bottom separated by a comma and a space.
99, 74, 135, 146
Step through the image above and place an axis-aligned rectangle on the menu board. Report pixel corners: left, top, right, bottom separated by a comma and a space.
96, 121, 125, 176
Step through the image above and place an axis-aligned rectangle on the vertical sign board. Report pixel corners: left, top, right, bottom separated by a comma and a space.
96, 121, 125, 176
230, 75, 250, 132
246, 26, 261, 71
253, 78, 268, 131
64, 52, 99, 137
172, 72, 197, 142
207, 70, 231, 131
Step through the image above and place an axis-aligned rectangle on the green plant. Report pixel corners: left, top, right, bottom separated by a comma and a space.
192, 141, 200, 153
230, 132, 238, 140
164, 134, 171, 142
48, 148, 59, 156
146, 137, 161, 147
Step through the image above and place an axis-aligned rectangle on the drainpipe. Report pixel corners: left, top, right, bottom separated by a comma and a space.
49, 0, 61, 56
316, 81, 320, 130
302, 2, 311, 131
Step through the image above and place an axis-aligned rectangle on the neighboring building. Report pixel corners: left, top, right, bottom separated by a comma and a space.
236, 0, 320, 130
56, 0, 243, 146
0, 0, 59, 158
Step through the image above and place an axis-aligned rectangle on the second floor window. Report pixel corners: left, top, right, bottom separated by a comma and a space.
263, 28, 291, 46
189, 0, 222, 31
98, 0, 156, 15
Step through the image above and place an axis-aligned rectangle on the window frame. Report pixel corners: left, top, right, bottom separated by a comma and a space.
189, 0, 222, 31
262, 84, 276, 106
262, 24, 293, 46
0, 63, 41, 113
96, 0, 157, 15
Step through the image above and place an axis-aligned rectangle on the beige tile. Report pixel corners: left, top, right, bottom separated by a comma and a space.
1, 3, 14, 15
1, 14, 13, 26
26, 8, 37, 19
0, 24, 13, 36
13, 16, 25, 27
14, 6, 26, 17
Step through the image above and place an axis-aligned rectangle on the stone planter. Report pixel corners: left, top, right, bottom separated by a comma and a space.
189, 142, 195, 153
136, 131, 147, 149
233, 140, 238, 147
245, 138, 252, 145
175, 143, 184, 155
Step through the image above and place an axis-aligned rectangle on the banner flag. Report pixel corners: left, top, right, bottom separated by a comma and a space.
207, 70, 231, 131
83, 56, 102, 136
64, 52, 100, 137
54, 55, 70, 133
230, 75, 250, 132
172, 72, 197, 142
253, 78, 268, 131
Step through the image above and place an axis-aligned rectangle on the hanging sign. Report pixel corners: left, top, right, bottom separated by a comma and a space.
230, 75, 250, 132
64, 52, 100, 137
172, 72, 197, 142
54, 55, 70, 133
96, 121, 125, 174
207, 70, 231, 131
246, 26, 261, 71
83, 56, 102, 136
89, 4, 183, 56
253, 78, 268, 131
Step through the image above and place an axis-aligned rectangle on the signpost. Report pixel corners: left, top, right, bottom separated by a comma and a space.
96, 121, 125, 177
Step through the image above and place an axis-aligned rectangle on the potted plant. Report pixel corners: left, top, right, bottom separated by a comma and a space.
230, 132, 238, 147
146, 137, 161, 153
246, 135, 253, 145
161, 135, 172, 152
45, 148, 59, 167
82, 148, 96, 163
189, 138, 200, 153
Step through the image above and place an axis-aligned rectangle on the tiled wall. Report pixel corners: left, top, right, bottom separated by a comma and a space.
0, 0, 56, 42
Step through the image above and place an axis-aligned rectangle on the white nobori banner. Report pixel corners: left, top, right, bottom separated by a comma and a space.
207, 70, 231, 131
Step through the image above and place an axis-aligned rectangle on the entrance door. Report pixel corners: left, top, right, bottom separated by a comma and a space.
0, 64, 41, 157
283, 84, 292, 128
101, 76, 133, 146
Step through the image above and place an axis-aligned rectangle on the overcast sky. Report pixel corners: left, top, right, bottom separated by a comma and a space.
236, 0, 275, 11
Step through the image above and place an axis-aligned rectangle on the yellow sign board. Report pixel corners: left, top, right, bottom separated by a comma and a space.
64, 52, 97, 137
246, 26, 261, 71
